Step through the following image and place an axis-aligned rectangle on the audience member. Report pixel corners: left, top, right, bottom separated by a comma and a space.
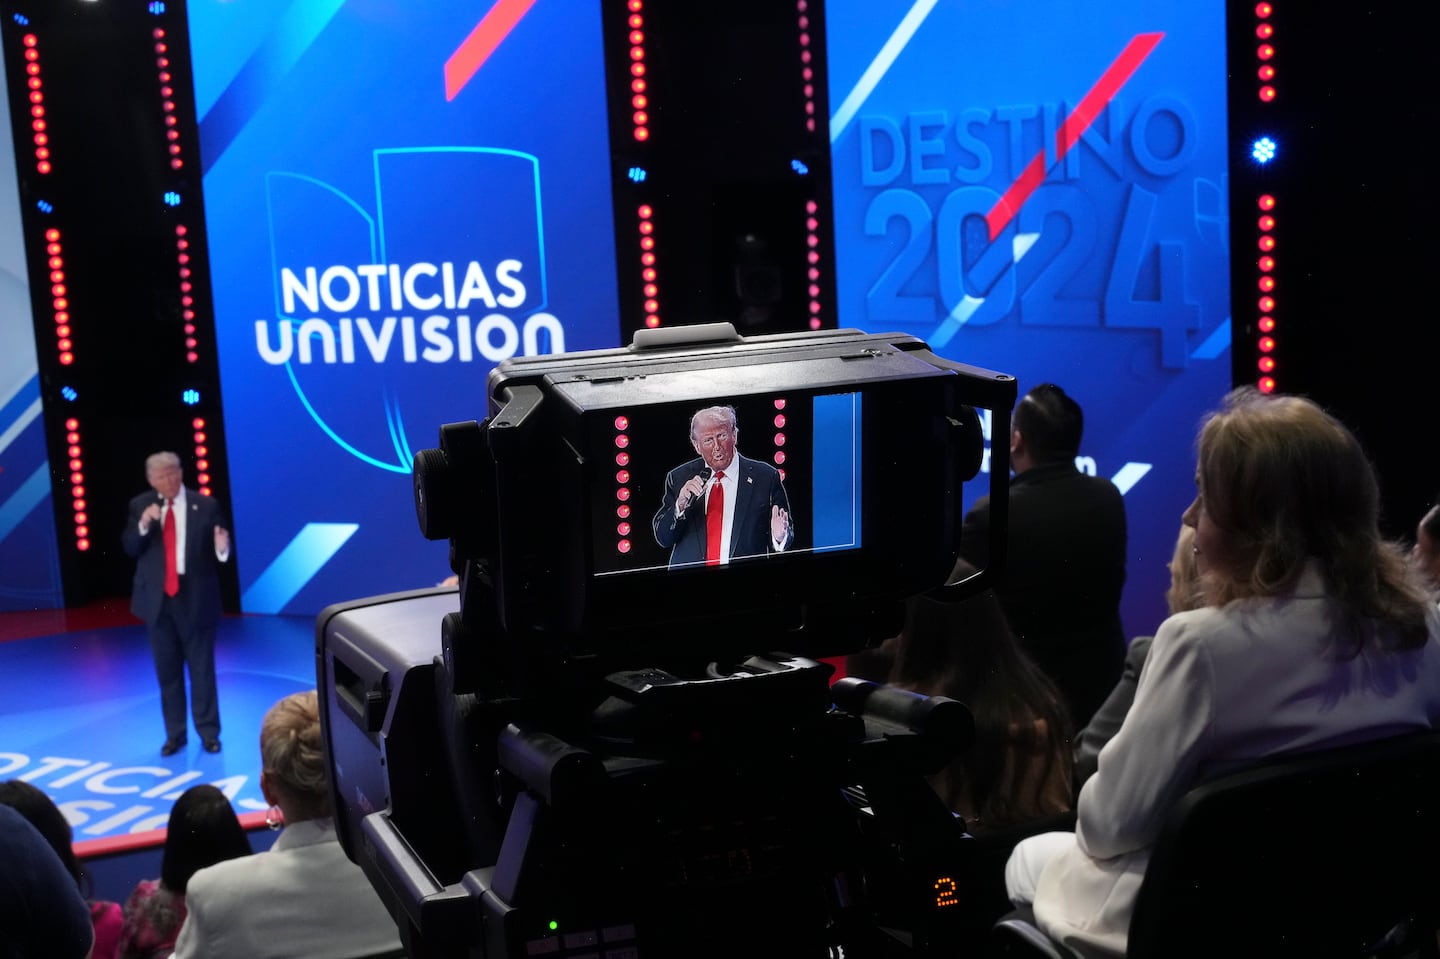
0, 802, 93, 959
0, 779, 122, 959
1412, 495, 1440, 589
1071, 524, 1204, 790
958, 383, 1128, 729
170, 690, 401, 958
885, 559, 1073, 835
118, 784, 251, 959
1003, 387, 1440, 958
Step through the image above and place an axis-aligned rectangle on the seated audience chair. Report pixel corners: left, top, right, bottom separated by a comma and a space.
989, 730, 1440, 959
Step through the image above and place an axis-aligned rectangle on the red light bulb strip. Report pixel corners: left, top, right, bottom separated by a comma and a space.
45, 228, 76, 366
796, 0, 817, 133
153, 28, 184, 170
65, 417, 90, 551
638, 205, 661, 329
175, 225, 201, 363
627, 0, 650, 142
773, 398, 788, 482
22, 34, 52, 174
1255, 3, 1276, 103
1256, 194, 1277, 393
192, 416, 213, 496
614, 415, 633, 554
805, 200, 823, 330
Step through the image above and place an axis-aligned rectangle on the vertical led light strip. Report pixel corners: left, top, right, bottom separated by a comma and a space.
192, 416, 212, 496
804, 200, 822, 330
796, 0, 816, 133
63, 417, 89, 551
44, 228, 73, 366
613, 415, 633, 555
1256, 194, 1277, 393
152, 27, 184, 171
1256, 2, 1277, 103
1255, 2, 1278, 393
20, 33, 51, 173
637, 204, 660, 328
627, 0, 649, 142
797, 3, 824, 331
175, 225, 200, 364
771, 398, 788, 483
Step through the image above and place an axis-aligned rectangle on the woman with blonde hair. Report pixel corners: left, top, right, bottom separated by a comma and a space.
170, 691, 402, 958
1004, 387, 1440, 957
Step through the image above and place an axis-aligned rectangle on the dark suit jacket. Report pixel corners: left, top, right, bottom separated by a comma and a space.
122, 487, 227, 630
652, 453, 793, 568
958, 460, 1127, 728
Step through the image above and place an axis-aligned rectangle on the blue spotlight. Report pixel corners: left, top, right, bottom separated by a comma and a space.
12, 14, 29, 25
182, 389, 201, 406
627, 166, 648, 183
1251, 137, 1277, 164
164, 191, 181, 206
148, 1, 167, 12
37, 200, 52, 213
790, 159, 810, 175
61, 386, 78, 402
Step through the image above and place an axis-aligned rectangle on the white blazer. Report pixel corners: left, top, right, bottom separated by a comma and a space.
1031, 564, 1440, 957
170, 817, 402, 959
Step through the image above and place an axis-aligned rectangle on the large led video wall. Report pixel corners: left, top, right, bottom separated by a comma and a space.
826, 0, 1232, 630
188, 2, 621, 614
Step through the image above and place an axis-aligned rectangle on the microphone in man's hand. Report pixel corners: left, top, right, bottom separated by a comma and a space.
682, 467, 715, 512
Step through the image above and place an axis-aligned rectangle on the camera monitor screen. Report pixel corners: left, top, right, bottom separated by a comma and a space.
590, 391, 861, 576
464, 329, 1011, 661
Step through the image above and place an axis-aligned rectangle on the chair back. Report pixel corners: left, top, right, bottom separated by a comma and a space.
1126, 729, 1440, 958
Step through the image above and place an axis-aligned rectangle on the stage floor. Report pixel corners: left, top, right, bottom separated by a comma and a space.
0, 609, 318, 840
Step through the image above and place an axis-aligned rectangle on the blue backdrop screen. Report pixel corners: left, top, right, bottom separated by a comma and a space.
188, 1, 621, 614
825, 0, 1232, 634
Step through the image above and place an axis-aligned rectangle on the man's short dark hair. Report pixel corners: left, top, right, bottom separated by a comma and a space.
1015, 383, 1083, 462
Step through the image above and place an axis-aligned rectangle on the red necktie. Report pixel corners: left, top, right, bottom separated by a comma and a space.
163, 503, 179, 597
706, 471, 725, 566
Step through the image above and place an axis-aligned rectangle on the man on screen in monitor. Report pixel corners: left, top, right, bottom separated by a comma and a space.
652, 405, 793, 568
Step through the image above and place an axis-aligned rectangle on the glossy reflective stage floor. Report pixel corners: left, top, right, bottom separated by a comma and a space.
0, 607, 315, 841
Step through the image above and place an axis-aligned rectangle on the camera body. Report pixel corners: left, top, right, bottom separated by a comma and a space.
318, 325, 1016, 956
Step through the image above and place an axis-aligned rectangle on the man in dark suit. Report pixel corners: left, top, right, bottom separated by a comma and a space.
122, 451, 232, 756
652, 405, 794, 568
958, 383, 1127, 729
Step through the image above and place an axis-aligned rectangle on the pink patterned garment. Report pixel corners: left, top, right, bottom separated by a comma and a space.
116, 880, 187, 959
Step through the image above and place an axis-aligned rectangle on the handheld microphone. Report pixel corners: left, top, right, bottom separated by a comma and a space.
681, 466, 715, 513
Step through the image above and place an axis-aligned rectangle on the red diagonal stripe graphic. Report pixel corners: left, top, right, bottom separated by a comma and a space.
445, 0, 540, 102
985, 32, 1164, 241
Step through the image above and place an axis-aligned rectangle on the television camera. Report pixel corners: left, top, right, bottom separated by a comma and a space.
318, 324, 1017, 957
